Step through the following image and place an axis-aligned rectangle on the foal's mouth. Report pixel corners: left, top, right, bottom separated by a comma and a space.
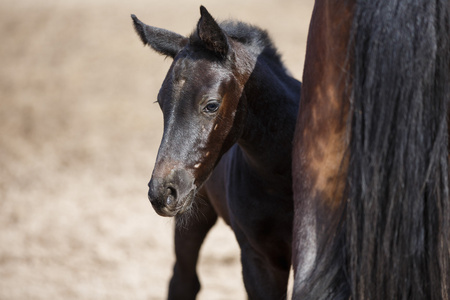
151, 189, 196, 217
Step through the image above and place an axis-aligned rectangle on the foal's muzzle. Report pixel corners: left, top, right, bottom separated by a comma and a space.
148, 168, 195, 217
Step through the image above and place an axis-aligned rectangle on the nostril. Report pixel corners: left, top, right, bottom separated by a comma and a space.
165, 186, 177, 206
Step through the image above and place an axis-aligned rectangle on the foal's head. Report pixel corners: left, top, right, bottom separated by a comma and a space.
132, 6, 252, 217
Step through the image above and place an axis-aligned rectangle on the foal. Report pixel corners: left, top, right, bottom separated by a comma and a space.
132, 6, 300, 299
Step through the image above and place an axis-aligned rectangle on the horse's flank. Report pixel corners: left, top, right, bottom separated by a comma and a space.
292, 1, 354, 297
292, 0, 450, 299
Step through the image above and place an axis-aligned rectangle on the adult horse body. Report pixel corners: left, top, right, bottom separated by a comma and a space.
293, 0, 450, 299
132, 6, 300, 299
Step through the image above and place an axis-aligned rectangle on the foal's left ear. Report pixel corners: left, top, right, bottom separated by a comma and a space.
197, 6, 229, 57
131, 14, 188, 58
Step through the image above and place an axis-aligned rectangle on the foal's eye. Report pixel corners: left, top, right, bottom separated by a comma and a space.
203, 100, 220, 114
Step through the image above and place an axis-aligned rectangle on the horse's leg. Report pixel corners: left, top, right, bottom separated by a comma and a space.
168, 189, 217, 300
242, 252, 290, 300
233, 224, 291, 300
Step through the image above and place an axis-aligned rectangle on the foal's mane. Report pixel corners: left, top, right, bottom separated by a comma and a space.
189, 20, 286, 68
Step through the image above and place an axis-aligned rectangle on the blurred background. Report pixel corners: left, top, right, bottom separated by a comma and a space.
0, 0, 313, 299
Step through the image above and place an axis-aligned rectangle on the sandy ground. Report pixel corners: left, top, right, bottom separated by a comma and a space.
0, 0, 313, 299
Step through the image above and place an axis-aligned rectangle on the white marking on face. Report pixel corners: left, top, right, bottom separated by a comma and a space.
173, 76, 186, 101
214, 124, 218, 130
194, 163, 201, 169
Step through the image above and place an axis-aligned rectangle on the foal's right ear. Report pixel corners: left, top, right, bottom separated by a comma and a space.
131, 14, 188, 58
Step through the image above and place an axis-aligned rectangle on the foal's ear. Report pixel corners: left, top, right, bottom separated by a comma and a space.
131, 14, 188, 58
197, 6, 229, 57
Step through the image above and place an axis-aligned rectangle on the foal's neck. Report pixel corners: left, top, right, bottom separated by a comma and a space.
238, 55, 301, 192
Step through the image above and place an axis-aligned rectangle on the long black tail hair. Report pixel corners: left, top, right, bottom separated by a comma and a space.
346, 0, 450, 299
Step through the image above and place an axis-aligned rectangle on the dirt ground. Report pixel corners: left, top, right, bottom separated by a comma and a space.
0, 0, 313, 299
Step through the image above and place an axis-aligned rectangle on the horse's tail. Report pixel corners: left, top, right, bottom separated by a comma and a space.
347, 0, 450, 299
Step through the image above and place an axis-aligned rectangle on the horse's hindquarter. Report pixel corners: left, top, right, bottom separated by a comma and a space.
292, 0, 354, 286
